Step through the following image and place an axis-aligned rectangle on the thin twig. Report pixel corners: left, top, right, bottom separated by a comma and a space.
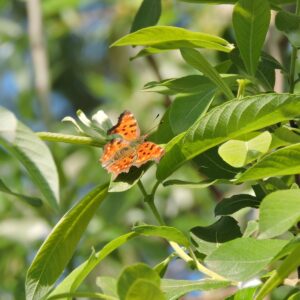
26, 0, 52, 126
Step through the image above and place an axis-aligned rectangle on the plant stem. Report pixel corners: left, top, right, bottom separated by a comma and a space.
137, 180, 228, 281
37, 132, 104, 147
289, 0, 300, 94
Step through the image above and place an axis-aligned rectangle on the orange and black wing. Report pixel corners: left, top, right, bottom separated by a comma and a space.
107, 110, 140, 141
133, 141, 165, 168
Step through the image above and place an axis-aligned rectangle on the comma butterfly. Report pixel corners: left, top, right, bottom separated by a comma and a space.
100, 111, 165, 179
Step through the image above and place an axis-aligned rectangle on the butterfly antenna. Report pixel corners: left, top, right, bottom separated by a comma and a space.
144, 114, 163, 136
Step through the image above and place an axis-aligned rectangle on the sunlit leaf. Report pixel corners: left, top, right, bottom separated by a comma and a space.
259, 190, 300, 239
112, 26, 234, 53
205, 238, 288, 281
161, 279, 230, 300
0, 107, 59, 209
157, 94, 300, 181
25, 184, 108, 300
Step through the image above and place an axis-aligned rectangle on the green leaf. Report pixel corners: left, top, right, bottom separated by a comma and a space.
96, 277, 118, 298
180, 0, 295, 4
237, 143, 300, 182
243, 220, 259, 238
218, 131, 272, 168
0, 179, 42, 207
133, 225, 190, 247
111, 26, 234, 53
226, 287, 258, 300
169, 91, 215, 135
130, 0, 161, 33
288, 291, 300, 300
180, 48, 234, 99
0, 107, 59, 210
125, 279, 165, 300
153, 254, 175, 277
259, 190, 300, 239
25, 184, 108, 300
191, 216, 242, 243
254, 243, 300, 300
157, 93, 300, 181
49, 232, 136, 297
194, 147, 242, 180
191, 232, 218, 255
233, 0, 271, 75
163, 179, 219, 188
215, 194, 260, 216
205, 237, 288, 281
161, 279, 230, 300
144, 75, 215, 95
117, 263, 161, 300
275, 10, 300, 47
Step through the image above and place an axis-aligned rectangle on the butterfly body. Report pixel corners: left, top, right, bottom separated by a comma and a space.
100, 111, 164, 179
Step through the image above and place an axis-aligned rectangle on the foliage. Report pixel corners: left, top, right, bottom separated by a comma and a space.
1, 0, 300, 299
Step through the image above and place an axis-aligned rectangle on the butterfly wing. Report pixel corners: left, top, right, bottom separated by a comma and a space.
133, 141, 165, 168
108, 110, 140, 141
100, 138, 137, 179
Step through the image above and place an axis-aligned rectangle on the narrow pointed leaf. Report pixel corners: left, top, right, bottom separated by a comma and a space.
25, 184, 108, 300
0, 179, 42, 207
255, 244, 300, 300
49, 232, 136, 297
215, 194, 260, 216
112, 26, 234, 53
130, 0, 161, 33
233, 0, 270, 75
180, 48, 234, 99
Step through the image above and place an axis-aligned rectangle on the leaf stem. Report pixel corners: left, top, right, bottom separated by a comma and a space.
37, 132, 104, 147
137, 180, 228, 281
47, 291, 117, 300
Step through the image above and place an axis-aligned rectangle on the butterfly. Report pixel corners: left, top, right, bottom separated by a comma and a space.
100, 111, 165, 179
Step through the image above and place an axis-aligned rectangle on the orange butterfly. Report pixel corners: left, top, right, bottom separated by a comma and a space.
100, 111, 165, 179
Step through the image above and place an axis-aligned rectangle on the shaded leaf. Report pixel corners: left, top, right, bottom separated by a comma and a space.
191, 216, 242, 243
215, 194, 260, 216
233, 0, 271, 74
0, 179, 42, 207
130, 0, 161, 33
276, 10, 300, 47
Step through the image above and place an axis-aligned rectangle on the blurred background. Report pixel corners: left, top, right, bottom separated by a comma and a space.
0, 0, 256, 299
